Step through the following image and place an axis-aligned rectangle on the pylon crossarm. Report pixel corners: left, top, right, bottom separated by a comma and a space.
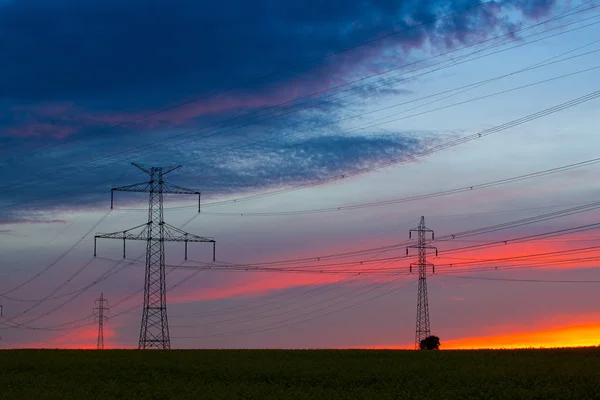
163, 223, 216, 261
162, 181, 200, 195
163, 222, 214, 242
132, 162, 182, 176
409, 228, 434, 233
111, 181, 152, 208
406, 244, 438, 250
406, 245, 438, 257
162, 164, 183, 175
131, 162, 152, 175
112, 181, 152, 193
95, 222, 150, 240
94, 223, 151, 257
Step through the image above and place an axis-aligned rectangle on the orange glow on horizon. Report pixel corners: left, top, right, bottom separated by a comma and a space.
14, 324, 132, 350
352, 317, 600, 350
443, 322, 600, 349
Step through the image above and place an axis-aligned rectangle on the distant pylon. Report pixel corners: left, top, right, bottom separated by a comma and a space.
94, 293, 109, 350
406, 216, 437, 350
94, 163, 216, 350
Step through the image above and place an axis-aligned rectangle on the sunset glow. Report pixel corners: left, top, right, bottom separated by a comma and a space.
1, 0, 599, 351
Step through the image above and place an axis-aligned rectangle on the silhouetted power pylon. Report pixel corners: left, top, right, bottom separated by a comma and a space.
406, 216, 437, 350
94, 163, 216, 350
94, 293, 108, 350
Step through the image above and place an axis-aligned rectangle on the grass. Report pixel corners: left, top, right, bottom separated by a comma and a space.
1, 348, 600, 399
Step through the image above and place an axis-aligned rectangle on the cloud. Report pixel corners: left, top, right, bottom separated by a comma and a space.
0, 217, 67, 226
167, 273, 352, 304
0, 130, 438, 222
0, 0, 558, 139
0, 0, 562, 223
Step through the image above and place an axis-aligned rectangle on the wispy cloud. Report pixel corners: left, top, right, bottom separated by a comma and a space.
0, 0, 562, 222
0, 0, 559, 139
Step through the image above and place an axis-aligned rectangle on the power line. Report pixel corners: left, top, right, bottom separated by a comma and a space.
0, 210, 112, 297
1, 0, 553, 165
108, 12, 600, 168
134, 215, 600, 277
3, 5, 596, 197
103, 226, 412, 326
106, 15, 600, 192
435, 201, 600, 242
196, 89, 600, 209
99, 241, 600, 276
167, 251, 600, 334
442, 276, 600, 284
174, 202, 600, 271
169, 275, 371, 328
9, 228, 598, 338
0, 259, 133, 303
150, 156, 600, 216
10, 250, 593, 344
4, 102, 600, 338
11, 229, 600, 342
438, 223, 600, 256
0, 259, 195, 333
172, 276, 416, 339
167, 222, 416, 320
195, 17, 600, 167
433, 246, 600, 268
436, 255, 600, 275
0, 259, 126, 329
4, 30, 596, 238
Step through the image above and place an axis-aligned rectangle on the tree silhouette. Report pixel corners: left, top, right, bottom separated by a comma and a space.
419, 335, 440, 350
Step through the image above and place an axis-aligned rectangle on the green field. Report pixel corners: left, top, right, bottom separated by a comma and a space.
1, 349, 599, 399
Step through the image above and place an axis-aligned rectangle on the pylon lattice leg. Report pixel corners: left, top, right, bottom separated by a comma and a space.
95, 293, 108, 350
415, 271, 430, 348
407, 216, 436, 350
139, 168, 171, 350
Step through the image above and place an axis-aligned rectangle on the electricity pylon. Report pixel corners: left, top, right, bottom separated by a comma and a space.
94, 163, 216, 350
406, 216, 437, 350
94, 293, 108, 350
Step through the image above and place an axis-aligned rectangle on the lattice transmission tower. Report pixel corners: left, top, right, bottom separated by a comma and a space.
406, 216, 437, 350
94, 163, 216, 350
94, 293, 108, 350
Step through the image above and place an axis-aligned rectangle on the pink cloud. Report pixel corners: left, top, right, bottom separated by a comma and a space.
5, 122, 78, 139
2, 2, 561, 141
167, 272, 354, 304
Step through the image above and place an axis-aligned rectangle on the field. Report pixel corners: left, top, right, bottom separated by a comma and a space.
1, 349, 600, 399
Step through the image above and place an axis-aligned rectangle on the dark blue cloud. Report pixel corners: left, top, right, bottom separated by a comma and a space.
0, 0, 559, 150
0, 130, 441, 223
0, 0, 559, 222
0, 0, 556, 109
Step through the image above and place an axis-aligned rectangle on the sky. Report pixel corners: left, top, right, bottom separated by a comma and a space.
0, 0, 600, 350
